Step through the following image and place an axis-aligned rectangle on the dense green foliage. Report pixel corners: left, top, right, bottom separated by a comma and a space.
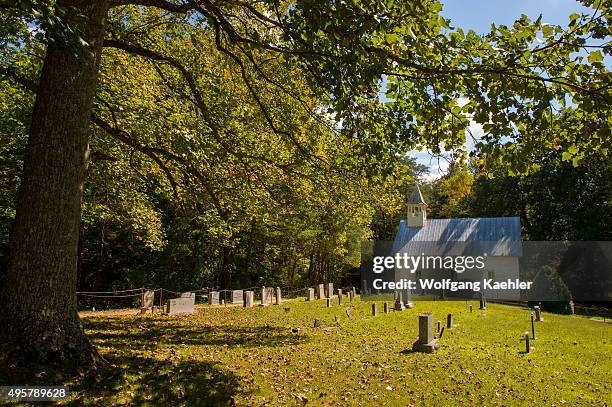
423, 151, 612, 241
0, 0, 610, 294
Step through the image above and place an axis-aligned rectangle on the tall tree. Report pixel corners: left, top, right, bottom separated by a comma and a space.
0, 0, 110, 368
0, 0, 609, 371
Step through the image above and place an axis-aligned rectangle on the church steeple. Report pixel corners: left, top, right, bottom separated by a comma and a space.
406, 184, 427, 227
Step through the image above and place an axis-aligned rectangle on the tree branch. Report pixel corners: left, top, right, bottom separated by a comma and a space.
91, 113, 183, 205
109, 0, 203, 12
0, 65, 38, 92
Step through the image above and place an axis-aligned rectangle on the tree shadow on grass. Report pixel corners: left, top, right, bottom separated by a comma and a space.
83, 316, 309, 349
74, 315, 309, 404
1, 316, 309, 405
0, 352, 244, 406
70, 317, 308, 405
65, 354, 243, 406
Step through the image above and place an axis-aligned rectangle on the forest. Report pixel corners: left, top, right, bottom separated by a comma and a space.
0, 0, 610, 372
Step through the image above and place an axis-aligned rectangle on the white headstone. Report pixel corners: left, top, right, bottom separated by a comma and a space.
142, 290, 155, 309
165, 296, 195, 315
261, 286, 269, 306
244, 291, 254, 308
306, 287, 315, 301
208, 291, 220, 305
479, 292, 487, 310
326, 283, 334, 299
318, 284, 325, 300
275, 287, 282, 305
534, 306, 543, 322
394, 291, 405, 311
231, 290, 244, 304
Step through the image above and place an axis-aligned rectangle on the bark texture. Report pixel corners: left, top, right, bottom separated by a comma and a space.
0, 0, 110, 370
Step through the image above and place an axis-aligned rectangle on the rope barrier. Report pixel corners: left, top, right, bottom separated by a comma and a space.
161, 289, 188, 295
76, 287, 144, 294
77, 292, 143, 298
76, 284, 347, 302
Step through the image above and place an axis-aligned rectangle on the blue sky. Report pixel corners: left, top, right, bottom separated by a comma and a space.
440, 0, 591, 34
414, 0, 595, 180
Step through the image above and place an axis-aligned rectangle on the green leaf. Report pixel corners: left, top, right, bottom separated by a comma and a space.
569, 12, 580, 25
385, 33, 400, 44
542, 25, 554, 38
588, 50, 603, 64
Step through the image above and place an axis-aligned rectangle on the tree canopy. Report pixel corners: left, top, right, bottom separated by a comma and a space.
0, 0, 609, 371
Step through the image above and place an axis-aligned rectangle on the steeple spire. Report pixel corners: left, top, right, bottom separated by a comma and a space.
406, 184, 427, 205
406, 184, 427, 227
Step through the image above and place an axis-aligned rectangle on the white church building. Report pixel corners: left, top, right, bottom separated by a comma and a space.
393, 185, 523, 300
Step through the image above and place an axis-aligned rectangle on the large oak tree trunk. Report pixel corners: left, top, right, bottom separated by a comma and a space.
0, 0, 109, 370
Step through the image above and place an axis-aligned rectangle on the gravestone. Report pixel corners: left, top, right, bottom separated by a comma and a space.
231, 290, 244, 304
349, 288, 355, 302
524, 331, 531, 353
372, 303, 378, 317
306, 288, 315, 301
326, 298, 332, 307
437, 320, 441, 333
362, 279, 369, 295
244, 291, 254, 308
345, 308, 352, 318
530, 312, 537, 339
447, 313, 454, 329
335, 315, 340, 323
470, 305, 473, 313
165, 296, 195, 315
314, 318, 322, 328
404, 289, 414, 308
208, 291, 220, 305
394, 291, 405, 311
479, 292, 487, 310
275, 287, 282, 305
141, 290, 155, 309
534, 306, 543, 322
318, 284, 325, 300
261, 286, 273, 307
412, 313, 440, 353
384, 302, 389, 314
180, 292, 195, 298
326, 283, 334, 299
337, 289, 343, 305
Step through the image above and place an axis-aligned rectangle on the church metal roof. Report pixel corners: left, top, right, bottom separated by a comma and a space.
394, 217, 522, 256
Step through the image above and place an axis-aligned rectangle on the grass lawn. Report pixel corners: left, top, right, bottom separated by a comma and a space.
47, 299, 612, 405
